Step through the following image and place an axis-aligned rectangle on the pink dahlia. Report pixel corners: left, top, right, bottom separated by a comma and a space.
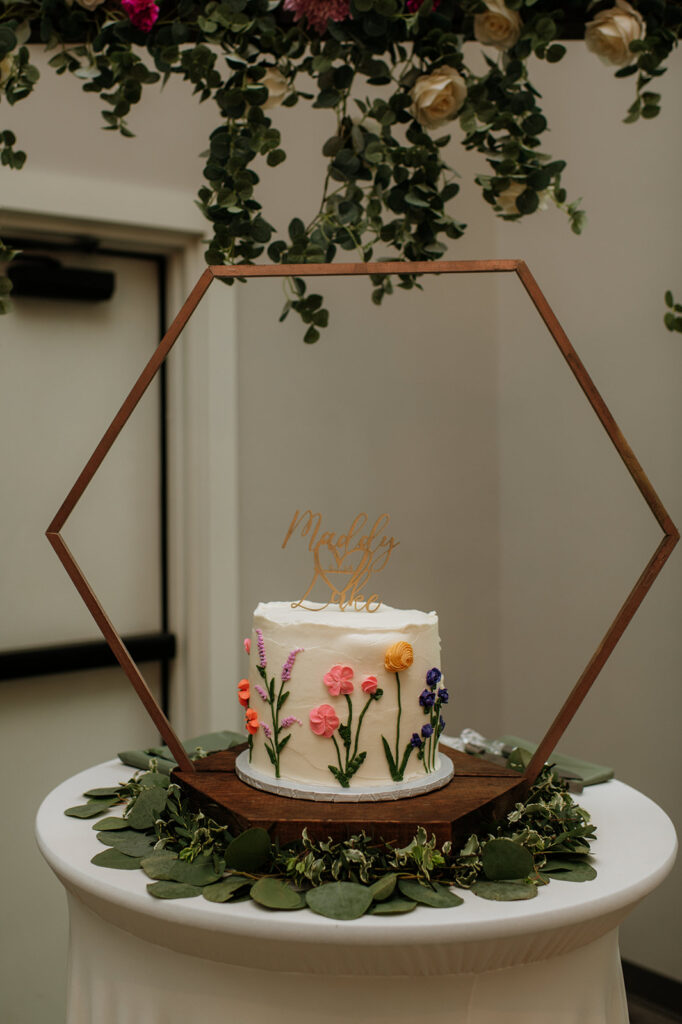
121, 0, 159, 32
283, 0, 350, 34
310, 704, 340, 738
323, 664, 354, 697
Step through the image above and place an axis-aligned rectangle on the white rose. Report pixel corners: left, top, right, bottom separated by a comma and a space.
0, 56, 13, 88
410, 66, 467, 130
474, 1, 522, 51
496, 181, 550, 216
261, 67, 288, 110
74, 0, 108, 9
585, 0, 645, 67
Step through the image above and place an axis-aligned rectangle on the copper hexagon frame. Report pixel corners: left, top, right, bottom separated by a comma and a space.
47, 260, 679, 809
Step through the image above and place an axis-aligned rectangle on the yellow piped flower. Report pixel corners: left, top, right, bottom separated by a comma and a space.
385, 641, 414, 673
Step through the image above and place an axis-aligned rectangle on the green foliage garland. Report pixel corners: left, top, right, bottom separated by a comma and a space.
1, 0, 680, 336
65, 747, 598, 914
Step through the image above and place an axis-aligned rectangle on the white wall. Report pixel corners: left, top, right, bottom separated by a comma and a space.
489, 44, 682, 980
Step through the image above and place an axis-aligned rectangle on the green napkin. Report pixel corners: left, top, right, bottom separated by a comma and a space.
497, 735, 614, 786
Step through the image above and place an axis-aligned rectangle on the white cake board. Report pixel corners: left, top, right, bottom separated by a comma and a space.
235, 750, 454, 803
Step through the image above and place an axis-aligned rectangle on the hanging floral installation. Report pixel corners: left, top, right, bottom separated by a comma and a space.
0, 0, 680, 335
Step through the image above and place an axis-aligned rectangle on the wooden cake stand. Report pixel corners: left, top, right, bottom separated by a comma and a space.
172, 743, 527, 845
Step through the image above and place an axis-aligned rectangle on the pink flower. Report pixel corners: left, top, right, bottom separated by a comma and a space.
243, 637, 251, 655
309, 704, 340, 738
361, 675, 378, 695
323, 664, 354, 697
283, 0, 350, 34
120, 0, 159, 32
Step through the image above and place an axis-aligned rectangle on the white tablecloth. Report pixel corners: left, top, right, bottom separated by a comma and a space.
36, 761, 677, 1024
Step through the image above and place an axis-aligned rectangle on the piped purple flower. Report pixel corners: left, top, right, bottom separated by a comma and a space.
437, 687, 449, 704
419, 688, 436, 709
421, 723, 434, 739
280, 715, 302, 729
281, 647, 304, 683
426, 667, 441, 689
410, 732, 423, 749
262, 722, 273, 740
255, 684, 268, 702
255, 628, 267, 669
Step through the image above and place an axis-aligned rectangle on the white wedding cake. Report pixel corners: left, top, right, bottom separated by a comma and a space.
236, 601, 451, 799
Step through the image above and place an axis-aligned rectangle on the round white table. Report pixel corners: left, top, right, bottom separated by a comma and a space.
36, 760, 677, 1024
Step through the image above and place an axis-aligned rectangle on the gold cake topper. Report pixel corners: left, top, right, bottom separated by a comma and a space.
282, 510, 399, 612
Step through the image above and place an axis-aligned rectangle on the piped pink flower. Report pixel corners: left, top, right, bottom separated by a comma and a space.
323, 664, 354, 697
120, 0, 159, 32
243, 637, 251, 655
309, 704, 340, 738
361, 675, 378, 695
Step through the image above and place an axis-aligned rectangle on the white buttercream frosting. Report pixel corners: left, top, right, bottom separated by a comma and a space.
248, 602, 443, 788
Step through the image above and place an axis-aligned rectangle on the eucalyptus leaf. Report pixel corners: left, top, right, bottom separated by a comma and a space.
306, 881, 374, 920
481, 839, 533, 881
91, 848, 142, 870
65, 798, 118, 818
97, 830, 157, 858
137, 772, 169, 790
83, 787, 123, 798
140, 852, 181, 881
368, 872, 397, 902
250, 877, 306, 910
125, 786, 167, 830
225, 828, 272, 872
369, 897, 417, 915
202, 875, 253, 903
93, 816, 129, 831
542, 860, 597, 882
471, 880, 537, 901
147, 881, 202, 900
397, 879, 463, 908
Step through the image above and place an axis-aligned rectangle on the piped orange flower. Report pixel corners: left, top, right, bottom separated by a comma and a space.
245, 707, 260, 734
238, 678, 250, 707
384, 641, 414, 673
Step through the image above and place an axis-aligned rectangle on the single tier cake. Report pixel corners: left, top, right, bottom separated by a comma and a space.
236, 602, 450, 797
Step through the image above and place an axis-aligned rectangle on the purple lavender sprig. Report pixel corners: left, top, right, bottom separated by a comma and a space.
255, 628, 267, 669
252, 635, 304, 778
282, 647, 303, 683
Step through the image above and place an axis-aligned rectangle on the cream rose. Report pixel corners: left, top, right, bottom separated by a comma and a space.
261, 67, 288, 109
0, 56, 13, 88
74, 0, 108, 8
585, 0, 645, 67
474, 1, 522, 51
410, 66, 467, 130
